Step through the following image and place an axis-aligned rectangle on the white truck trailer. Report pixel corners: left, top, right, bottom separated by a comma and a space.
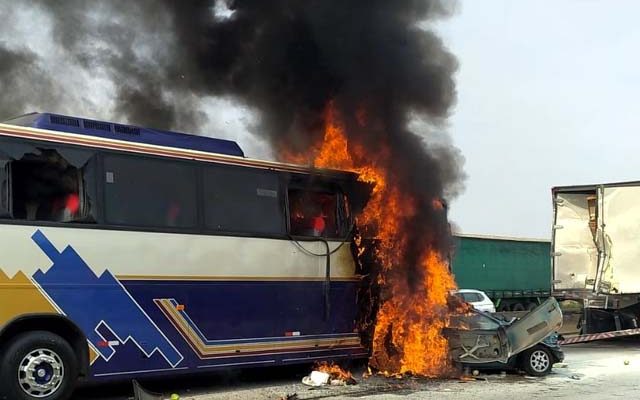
553, 181, 640, 344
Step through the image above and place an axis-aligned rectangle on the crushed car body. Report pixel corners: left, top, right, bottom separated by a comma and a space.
446, 297, 564, 375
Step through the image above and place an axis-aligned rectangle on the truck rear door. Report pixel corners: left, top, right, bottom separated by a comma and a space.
598, 185, 640, 294
552, 189, 598, 291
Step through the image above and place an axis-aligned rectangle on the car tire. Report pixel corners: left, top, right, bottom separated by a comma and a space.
521, 345, 553, 376
512, 303, 526, 311
0, 331, 78, 400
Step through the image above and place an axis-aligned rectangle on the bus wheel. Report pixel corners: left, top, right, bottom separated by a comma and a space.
0, 331, 78, 400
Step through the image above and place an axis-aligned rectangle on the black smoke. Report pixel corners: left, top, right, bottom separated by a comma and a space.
0, 44, 60, 119
1, 0, 464, 248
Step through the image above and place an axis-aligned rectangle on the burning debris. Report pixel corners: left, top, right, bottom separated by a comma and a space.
302, 362, 357, 387
1, 0, 465, 378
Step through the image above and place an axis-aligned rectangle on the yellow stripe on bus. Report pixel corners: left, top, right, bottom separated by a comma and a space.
0, 269, 58, 323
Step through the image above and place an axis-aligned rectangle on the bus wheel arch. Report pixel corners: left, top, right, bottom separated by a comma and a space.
0, 314, 90, 379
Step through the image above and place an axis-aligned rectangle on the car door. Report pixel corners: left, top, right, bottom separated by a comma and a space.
504, 297, 563, 356
446, 313, 511, 364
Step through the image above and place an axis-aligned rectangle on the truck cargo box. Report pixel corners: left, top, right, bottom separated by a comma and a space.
553, 182, 640, 296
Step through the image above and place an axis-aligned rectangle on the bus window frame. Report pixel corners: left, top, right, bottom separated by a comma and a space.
200, 162, 287, 237
0, 133, 357, 241
101, 151, 201, 230
0, 157, 10, 218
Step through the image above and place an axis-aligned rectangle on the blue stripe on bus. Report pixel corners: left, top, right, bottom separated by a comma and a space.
168, 298, 355, 345
122, 279, 360, 342
31, 230, 183, 367
89, 279, 364, 378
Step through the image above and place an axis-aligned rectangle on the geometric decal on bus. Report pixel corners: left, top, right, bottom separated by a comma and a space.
30, 230, 184, 367
155, 298, 362, 359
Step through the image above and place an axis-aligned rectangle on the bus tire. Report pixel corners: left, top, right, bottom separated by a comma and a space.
0, 331, 78, 400
512, 303, 526, 311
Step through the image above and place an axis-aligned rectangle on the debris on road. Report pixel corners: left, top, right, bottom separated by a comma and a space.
302, 362, 357, 386
458, 375, 487, 382
302, 371, 331, 387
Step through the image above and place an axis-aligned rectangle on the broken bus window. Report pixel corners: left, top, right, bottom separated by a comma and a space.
0, 138, 96, 223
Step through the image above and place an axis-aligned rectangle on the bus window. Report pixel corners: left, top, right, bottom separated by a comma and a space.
289, 189, 346, 238
203, 165, 285, 235
103, 154, 197, 228
7, 142, 96, 223
0, 157, 9, 218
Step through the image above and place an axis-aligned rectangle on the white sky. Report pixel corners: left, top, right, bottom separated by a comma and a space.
436, 0, 640, 239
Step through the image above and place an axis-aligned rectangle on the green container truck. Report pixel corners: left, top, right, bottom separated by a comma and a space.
451, 234, 552, 312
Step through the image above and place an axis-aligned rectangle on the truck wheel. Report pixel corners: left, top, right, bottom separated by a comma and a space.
521, 345, 553, 376
512, 303, 526, 311
526, 302, 537, 310
0, 331, 78, 400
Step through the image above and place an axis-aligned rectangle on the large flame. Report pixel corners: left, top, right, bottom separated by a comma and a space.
280, 102, 458, 377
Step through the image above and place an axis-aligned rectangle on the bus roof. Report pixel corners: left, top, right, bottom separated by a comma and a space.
0, 114, 360, 180
4, 112, 245, 157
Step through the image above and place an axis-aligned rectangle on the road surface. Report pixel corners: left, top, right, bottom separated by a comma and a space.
75, 339, 640, 399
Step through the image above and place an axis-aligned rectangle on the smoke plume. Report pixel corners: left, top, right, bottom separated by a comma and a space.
0, 0, 465, 267
1, 1, 462, 190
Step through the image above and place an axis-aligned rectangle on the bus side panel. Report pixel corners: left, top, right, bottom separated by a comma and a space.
0, 225, 365, 380
86, 279, 362, 375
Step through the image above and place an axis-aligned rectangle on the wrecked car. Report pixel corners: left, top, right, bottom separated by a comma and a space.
446, 297, 564, 376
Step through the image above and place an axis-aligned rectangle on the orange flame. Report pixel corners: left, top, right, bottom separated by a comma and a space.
315, 361, 355, 382
281, 101, 458, 377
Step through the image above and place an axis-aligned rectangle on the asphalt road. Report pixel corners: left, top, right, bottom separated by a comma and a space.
74, 339, 640, 400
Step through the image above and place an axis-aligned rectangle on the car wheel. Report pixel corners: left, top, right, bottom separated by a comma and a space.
521, 345, 553, 376
0, 331, 78, 400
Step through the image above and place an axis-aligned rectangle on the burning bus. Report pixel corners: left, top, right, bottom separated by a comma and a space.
0, 0, 468, 394
0, 113, 372, 400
